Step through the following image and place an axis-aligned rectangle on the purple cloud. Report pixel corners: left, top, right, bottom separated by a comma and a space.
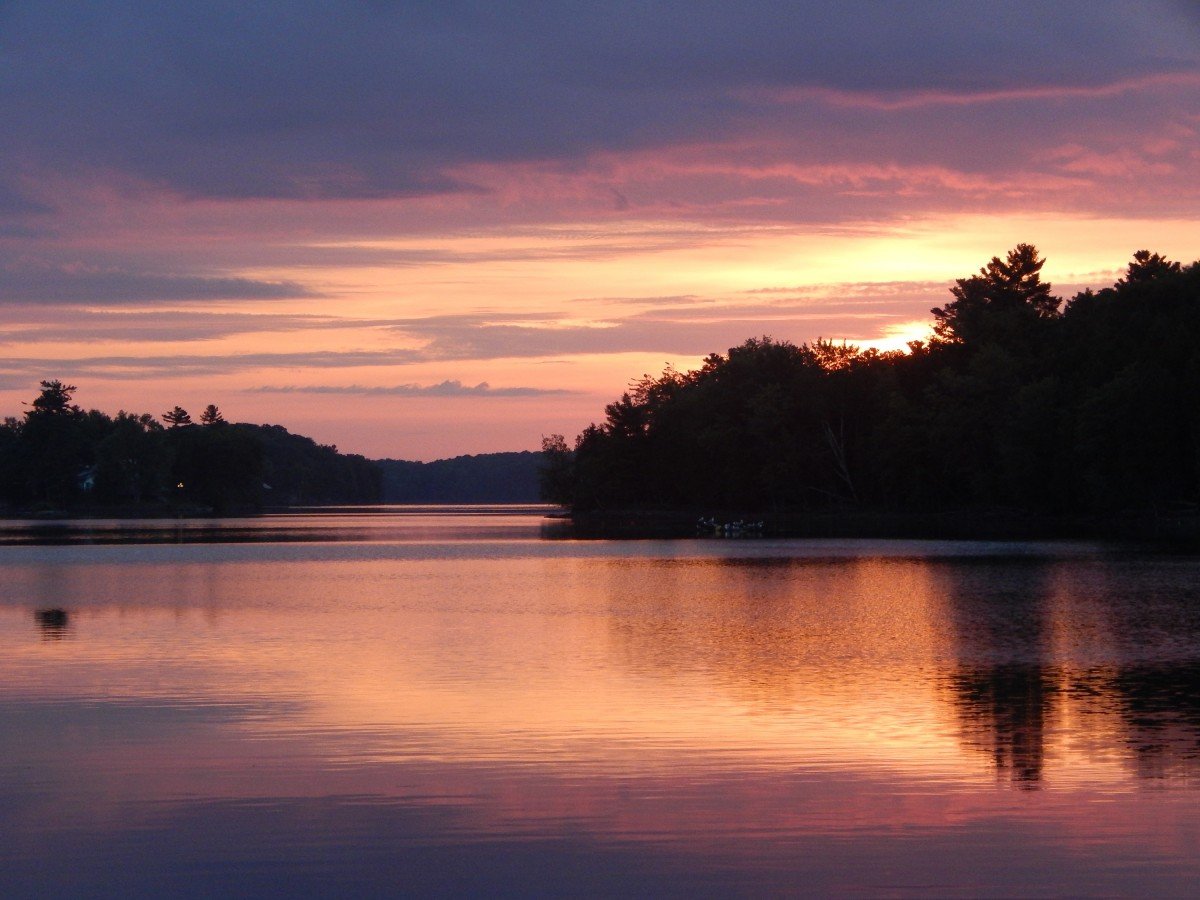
0, 0, 1194, 207
0, 264, 318, 304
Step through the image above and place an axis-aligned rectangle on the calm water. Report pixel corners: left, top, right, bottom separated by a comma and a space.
4, 507, 1200, 897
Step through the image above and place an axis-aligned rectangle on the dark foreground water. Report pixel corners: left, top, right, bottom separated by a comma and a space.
4, 507, 1200, 897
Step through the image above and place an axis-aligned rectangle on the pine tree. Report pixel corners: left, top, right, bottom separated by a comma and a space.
200, 404, 225, 426
162, 406, 192, 427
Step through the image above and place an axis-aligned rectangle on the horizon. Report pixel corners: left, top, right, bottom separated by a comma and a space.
1, 2, 1198, 459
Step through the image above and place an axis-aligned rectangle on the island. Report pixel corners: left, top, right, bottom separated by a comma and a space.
540, 246, 1200, 541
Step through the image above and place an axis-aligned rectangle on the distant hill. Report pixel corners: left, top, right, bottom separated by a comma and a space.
251, 424, 382, 506
375, 451, 543, 503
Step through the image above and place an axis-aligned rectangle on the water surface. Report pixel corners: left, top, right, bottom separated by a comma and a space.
3, 508, 1200, 896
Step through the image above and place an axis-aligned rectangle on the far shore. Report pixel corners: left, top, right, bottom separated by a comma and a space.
6, 502, 1200, 547
0, 503, 246, 520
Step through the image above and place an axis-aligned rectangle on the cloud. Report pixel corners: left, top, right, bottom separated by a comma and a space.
0, 0, 1194, 206
571, 294, 709, 307
0, 181, 51, 216
0, 349, 423, 379
0, 267, 1130, 373
0, 310, 387, 344
743, 280, 950, 297
0, 296, 932, 378
249, 381, 577, 398
0, 263, 319, 304
383, 300, 937, 361
743, 71, 1200, 112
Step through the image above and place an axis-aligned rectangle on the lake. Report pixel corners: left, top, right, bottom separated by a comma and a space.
3, 507, 1200, 896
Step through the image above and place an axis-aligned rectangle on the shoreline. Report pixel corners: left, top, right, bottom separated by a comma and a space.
0, 503, 244, 520
5, 503, 1200, 547
554, 507, 1200, 545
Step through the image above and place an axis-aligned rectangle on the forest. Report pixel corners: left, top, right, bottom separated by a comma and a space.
541, 246, 1200, 525
377, 451, 542, 503
0, 388, 382, 513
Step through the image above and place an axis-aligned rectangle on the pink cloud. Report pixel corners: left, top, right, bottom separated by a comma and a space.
741, 71, 1200, 111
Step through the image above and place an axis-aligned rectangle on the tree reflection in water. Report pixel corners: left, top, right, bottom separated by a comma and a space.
1103, 663, 1200, 782
34, 607, 69, 640
940, 557, 1200, 787
936, 561, 1057, 789
946, 663, 1053, 788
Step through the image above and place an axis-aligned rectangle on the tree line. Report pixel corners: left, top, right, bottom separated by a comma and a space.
542, 245, 1200, 518
377, 451, 543, 503
0, 385, 382, 513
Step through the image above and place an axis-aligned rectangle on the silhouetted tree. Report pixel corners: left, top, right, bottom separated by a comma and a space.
538, 434, 574, 505
1119, 249, 1182, 286
20, 380, 94, 505
200, 404, 225, 426
0, 385, 382, 511
557, 246, 1200, 522
0, 417, 27, 505
94, 411, 167, 504
931, 244, 1059, 347
162, 406, 192, 427
167, 422, 263, 512
28, 380, 80, 416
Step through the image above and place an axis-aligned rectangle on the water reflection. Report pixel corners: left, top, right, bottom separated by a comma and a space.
4, 517, 1200, 894
599, 551, 1200, 789
0, 505, 555, 546
1100, 663, 1200, 781
34, 606, 69, 640
935, 562, 1058, 788
945, 664, 1052, 787
929, 557, 1200, 788
602, 556, 945, 716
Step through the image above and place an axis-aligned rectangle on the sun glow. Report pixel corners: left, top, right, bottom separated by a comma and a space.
1, 209, 1194, 459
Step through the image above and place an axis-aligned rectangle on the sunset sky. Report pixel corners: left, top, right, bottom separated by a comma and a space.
2, 1, 1198, 459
